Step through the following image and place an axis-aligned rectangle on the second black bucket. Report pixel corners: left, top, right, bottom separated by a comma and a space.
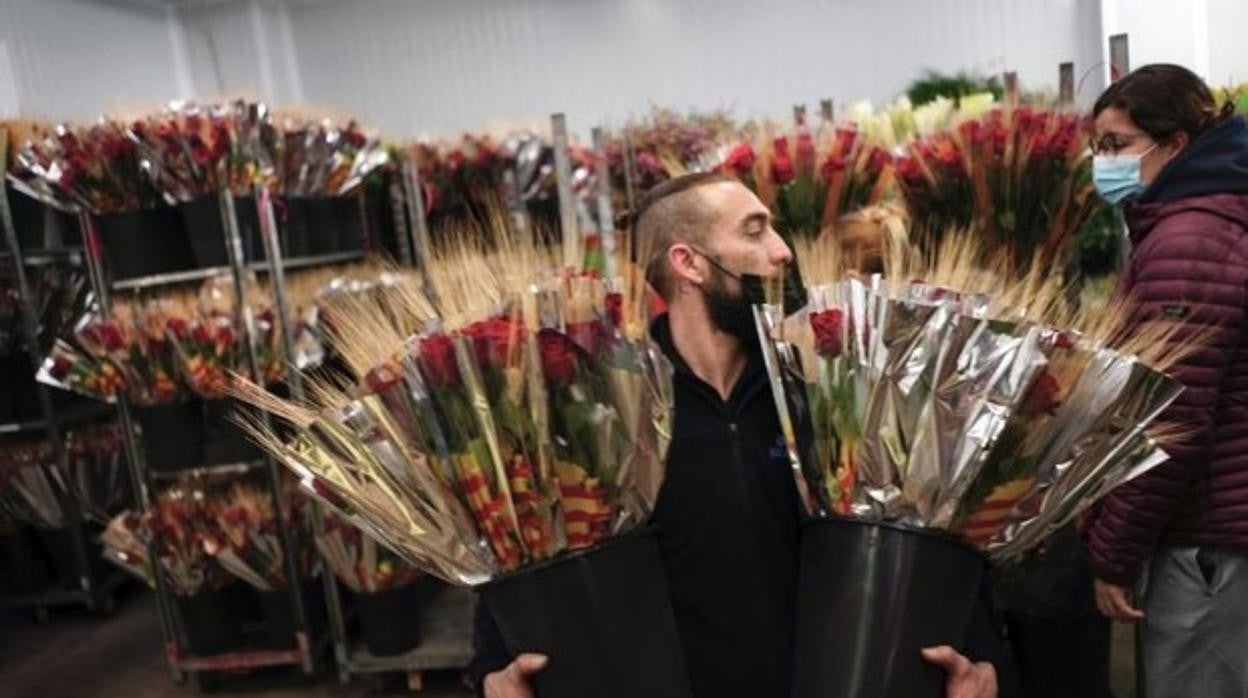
793, 517, 986, 698
478, 528, 692, 698
357, 584, 424, 656
256, 578, 326, 649
133, 401, 206, 473
175, 588, 240, 655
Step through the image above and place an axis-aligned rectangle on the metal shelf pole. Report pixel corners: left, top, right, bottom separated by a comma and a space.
225, 189, 314, 673
76, 211, 183, 682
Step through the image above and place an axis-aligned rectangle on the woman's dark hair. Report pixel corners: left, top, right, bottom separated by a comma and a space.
1093, 64, 1236, 142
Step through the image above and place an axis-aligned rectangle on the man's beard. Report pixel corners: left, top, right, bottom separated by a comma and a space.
698, 252, 809, 342
703, 265, 757, 342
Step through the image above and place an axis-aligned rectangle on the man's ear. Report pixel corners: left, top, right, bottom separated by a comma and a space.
668, 243, 705, 286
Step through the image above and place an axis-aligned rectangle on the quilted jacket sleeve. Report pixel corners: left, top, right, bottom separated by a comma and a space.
1086, 210, 1248, 585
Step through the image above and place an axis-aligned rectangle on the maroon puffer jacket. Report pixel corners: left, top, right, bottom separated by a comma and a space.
1085, 188, 1248, 585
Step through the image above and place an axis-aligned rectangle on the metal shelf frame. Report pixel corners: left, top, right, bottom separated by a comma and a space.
0, 139, 125, 620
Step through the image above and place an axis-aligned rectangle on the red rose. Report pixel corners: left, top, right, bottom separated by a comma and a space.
538, 329, 579, 387
867, 146, 892, 175
166, 317, 189, 340
191, 324, 212, 346
215, 325, 235, 351
418, 333, 460, 387
722, 142, 756, 179
1019, 371, 1061, 416
97, 324, 125, 352
50, 353, 73, 380
605, 293, 623, 328
809, 309, 845, 358
462, 316, 519, 367
820, 154, 848, 179
771, 136, 795, 184
796, 132, 816, 173
896, 156, 924, 185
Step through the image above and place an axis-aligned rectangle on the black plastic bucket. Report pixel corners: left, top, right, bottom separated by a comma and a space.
202, 398, 261, 466
793, 517, 986, 698
36, 525, 107, 590
95, 207, 195, 282
357, 584, 424, 656
179, 196, 227, 268
134, 401, 206, 473
256, 578, 326, 649
478, 528, 692, 698
0, 527, 51, 594
176, 588, 240, 655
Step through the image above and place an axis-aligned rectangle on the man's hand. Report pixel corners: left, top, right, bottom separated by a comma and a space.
921, 646, 996, 698
483, 654, 548, 698
1094, 578, 1145, 622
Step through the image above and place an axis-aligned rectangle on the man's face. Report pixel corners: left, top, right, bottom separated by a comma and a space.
672, 181, 794, 293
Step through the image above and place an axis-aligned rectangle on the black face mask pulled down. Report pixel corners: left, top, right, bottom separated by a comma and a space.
695, 249, 809, 341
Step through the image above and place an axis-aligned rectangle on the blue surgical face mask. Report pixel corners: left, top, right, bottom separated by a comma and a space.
1092, 143, 1158, 205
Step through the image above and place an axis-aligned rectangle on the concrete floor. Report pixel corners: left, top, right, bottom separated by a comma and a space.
0, 585, 473, 698
1, 584, 1138, 698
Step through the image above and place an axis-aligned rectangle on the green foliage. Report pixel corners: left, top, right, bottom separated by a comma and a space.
906, 70, 1004, 107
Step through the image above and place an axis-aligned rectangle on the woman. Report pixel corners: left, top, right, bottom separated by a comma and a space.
1085, 64, 1248, 696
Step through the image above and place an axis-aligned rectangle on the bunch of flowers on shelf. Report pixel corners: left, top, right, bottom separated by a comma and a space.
143, 481, 234, 596
844, 93, 998, 149
62, 421, 131, 521
403, 134, 508, 217
230, 222, 673, 585
737, 119, 897, 239
895, 106, 1102, 274
202, 480, 317, 591
753, 232, 1198, 560
13, 120, 163, 213
604, 107, 740, 197
0, 438, 67, 529
264, 111, 389, 198
0, 420, 130, 529
8, 100, 387, 216
100, 509, 155, 587
126, 101, 247, 202
37, 262, 411, 404
316, 512, 422, 594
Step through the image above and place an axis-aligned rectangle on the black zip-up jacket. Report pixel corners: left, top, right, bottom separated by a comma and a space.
471, 315, 802, 696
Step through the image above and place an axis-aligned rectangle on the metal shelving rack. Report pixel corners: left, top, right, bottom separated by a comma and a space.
72, 187, 352, 683
0, 136, 128, 620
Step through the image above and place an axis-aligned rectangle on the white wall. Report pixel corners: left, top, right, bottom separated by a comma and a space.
1207, 0, 1248, 88
11, 0, 1242, 136
178, 0, 303, 106
280, 0, 1105, 138
0, 0, 183, 121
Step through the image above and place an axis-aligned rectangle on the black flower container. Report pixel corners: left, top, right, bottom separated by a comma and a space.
356, 583, 425, 656
133, 401, 206, 473
175, 588, 240, 655
793, 517, 986, 698
478, 528, 692, 698
95, 207, 195, 282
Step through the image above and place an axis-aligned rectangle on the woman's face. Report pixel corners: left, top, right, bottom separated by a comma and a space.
1092, 107, 1188, 186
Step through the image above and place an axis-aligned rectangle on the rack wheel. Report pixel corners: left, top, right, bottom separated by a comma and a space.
98, 594, 117, 615
32, 606, 50, 624
406, 671, 423, 692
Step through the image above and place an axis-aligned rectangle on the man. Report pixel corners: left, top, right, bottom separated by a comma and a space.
472, 172, 998, 698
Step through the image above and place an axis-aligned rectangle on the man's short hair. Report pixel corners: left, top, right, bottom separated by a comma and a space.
632, 171, 737, 298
